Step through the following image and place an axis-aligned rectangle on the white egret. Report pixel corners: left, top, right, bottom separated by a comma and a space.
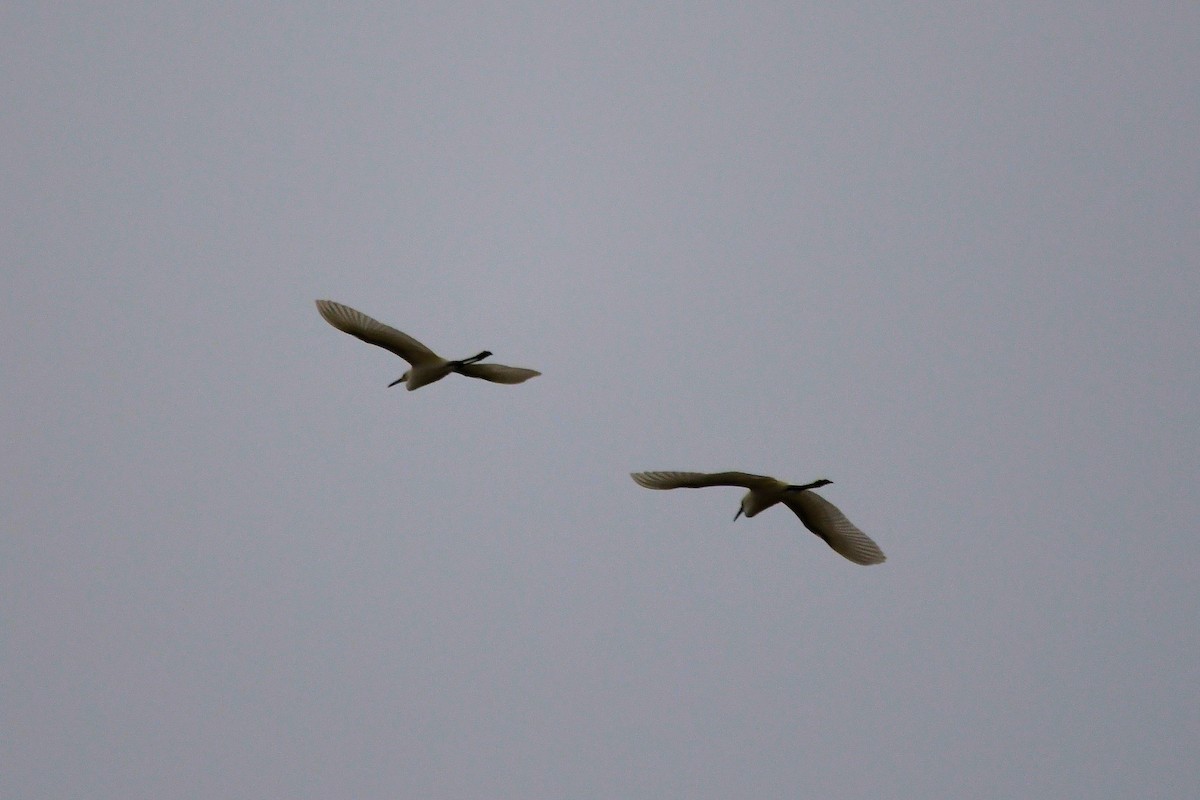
630, 471, 886, 565
315, 300, 541, 391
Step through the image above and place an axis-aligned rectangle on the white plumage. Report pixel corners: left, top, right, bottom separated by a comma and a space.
315, 300, 541, 391
631, 471, 886, 565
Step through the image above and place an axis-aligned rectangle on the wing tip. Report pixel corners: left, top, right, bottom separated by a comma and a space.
631, 471, 679, 489
841, 541, 887, 566
315, 299, 349, 322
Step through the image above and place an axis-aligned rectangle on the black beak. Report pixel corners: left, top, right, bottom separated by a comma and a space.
733, 507, 744, 521
387, 377, 404, 387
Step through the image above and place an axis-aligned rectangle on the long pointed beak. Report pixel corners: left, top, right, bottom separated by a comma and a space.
387, 377, 404, 387
733, 507, 743, 521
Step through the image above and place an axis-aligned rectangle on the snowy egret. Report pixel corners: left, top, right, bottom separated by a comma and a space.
315, 300, 541, 391
630, 471, 886, 565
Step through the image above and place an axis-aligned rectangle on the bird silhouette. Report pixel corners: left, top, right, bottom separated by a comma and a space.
315, 300, 540, 391
631, 471, 885, 565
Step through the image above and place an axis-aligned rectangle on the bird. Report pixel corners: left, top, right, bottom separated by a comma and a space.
630, 471, 886, 565
315, 300, 541, 391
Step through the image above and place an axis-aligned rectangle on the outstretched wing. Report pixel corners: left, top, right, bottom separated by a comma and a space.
455, 363, 541, 384
315, 300, 439, 366
630, 471, 780, 490
782, 491, 886, 565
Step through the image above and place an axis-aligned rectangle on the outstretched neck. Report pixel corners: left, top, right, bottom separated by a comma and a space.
455, 350, 492, 366
786, 479, 832, 492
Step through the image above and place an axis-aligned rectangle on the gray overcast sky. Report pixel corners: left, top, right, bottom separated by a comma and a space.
3, 3, 1197, 798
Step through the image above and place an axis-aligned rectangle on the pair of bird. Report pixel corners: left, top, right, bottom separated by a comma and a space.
316, 299, 886, 566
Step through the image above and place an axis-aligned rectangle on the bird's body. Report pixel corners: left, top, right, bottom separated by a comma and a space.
315, 300, 541, 391
630, 470, 886, 565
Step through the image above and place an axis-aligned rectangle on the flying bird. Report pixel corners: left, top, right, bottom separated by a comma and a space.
315, 300, 541, 391
630, 471, 886, 565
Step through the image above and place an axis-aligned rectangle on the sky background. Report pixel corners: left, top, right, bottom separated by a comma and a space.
3, 3, 1198, 798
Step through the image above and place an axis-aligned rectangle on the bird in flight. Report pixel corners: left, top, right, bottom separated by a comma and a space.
630, 471, 886, 565
315, 300, 541, 391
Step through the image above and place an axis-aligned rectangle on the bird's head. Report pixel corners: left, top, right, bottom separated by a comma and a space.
786, 478, 833, 492
387, 371, 410, 388
465, 350, 492, 364
734, 493, 756, 521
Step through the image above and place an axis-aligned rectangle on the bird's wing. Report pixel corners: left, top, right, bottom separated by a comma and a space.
630, 471, 779, 490
455, 363, 542, 384
315, 300, 439, 365
782, 491, 886, 565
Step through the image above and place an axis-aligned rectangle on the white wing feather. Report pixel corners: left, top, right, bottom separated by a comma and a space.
782, 491, 886, 565
315, 300, 440, 365
456, 363, 542, 384
630, 471, 781, 490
